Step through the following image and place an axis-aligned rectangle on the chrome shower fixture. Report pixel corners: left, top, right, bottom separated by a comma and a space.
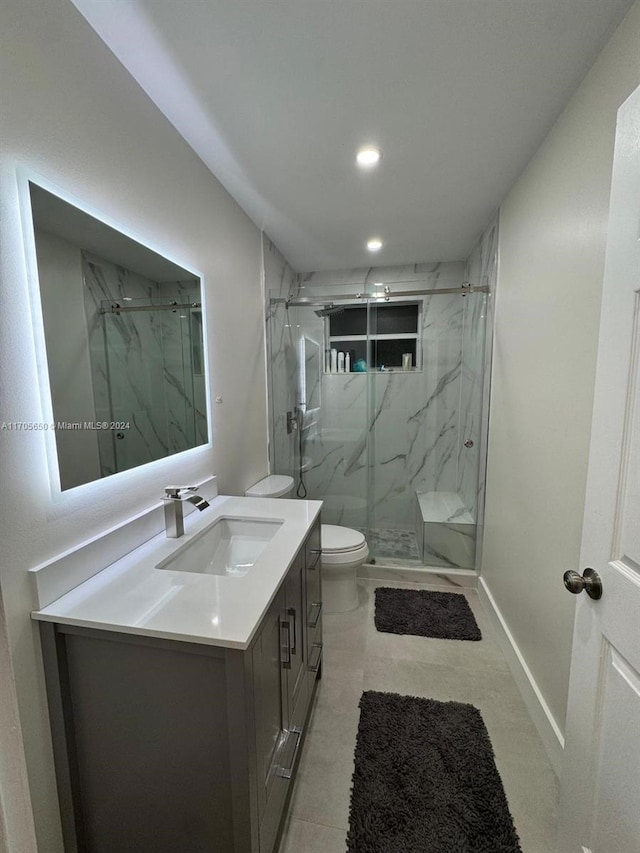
314, 304, 346, 318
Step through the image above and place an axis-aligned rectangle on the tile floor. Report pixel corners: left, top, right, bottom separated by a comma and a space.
357, 527, 421, 561
277, 576, 559, 853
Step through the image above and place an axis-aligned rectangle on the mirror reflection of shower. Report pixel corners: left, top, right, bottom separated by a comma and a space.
96, 289, 207, 479
28, 180, 209, 490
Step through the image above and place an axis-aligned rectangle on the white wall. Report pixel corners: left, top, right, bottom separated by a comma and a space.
481, 0, 640, 759
0, 593, 37, 853
0, 0, 268, 847
33, 229, 102, 489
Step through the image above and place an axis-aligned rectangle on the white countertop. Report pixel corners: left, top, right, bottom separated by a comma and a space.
32, 495, 322, 650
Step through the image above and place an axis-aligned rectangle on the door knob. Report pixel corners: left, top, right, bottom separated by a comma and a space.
563, 568, 603, 600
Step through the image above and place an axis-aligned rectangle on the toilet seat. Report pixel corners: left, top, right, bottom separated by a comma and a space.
321, 524, 365, 552
245, 475, 294, 498
320, 525, 369, 566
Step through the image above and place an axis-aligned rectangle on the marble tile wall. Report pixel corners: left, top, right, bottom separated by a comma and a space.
265, 238, 495, 568
82, 251, 206, 476
367, 289, 464, 530
266, 256, 478, 531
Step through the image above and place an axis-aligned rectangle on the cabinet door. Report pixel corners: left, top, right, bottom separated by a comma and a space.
252, 585, 289, 829
283, 551, 307, 731
253, 557, 309, 853
305, 520, 323, 695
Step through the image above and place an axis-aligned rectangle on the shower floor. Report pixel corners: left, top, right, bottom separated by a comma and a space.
358, 527, 421, 562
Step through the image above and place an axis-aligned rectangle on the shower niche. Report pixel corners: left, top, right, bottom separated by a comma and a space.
325, 302, 420, 372
266, 257, 493, 572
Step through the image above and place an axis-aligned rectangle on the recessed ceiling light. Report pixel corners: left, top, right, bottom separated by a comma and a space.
367, 239, 383, 252
356, 146, 382, 167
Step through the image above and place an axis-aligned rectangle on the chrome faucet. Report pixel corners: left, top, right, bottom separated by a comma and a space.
163, 486, 210, 538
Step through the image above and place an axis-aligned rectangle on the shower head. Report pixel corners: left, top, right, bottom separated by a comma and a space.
314, 304, 345, 318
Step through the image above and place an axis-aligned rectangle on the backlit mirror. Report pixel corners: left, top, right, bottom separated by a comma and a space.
28, 182, 209, 490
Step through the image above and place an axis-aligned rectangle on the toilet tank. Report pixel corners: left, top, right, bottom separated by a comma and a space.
244, 475, 295, 498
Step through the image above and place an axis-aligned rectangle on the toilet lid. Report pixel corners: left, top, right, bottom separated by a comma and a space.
321, 524, 366, 553
245, 475, 294, 498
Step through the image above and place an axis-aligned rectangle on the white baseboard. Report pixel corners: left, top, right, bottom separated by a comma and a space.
478, 577, 564, 776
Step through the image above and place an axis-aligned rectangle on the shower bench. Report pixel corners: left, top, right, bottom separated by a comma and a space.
414, 490, 476, 569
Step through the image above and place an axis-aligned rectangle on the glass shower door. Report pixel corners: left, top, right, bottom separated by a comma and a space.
366, 290, 488, 567
365, 297, 423, 562
457, 290, 488, 543
267, 297, 372, 534
266, 286, 489, 570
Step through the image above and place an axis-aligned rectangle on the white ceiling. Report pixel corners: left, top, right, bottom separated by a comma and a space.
71, 0, 634, 271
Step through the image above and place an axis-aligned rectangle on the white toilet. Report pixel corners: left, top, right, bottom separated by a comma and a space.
244, 475, 369, 613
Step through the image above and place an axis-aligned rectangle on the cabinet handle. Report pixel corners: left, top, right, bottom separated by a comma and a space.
287, 607, 297, 656
276, 726, 302, 780
307, 642, 323, 673
308, 549, 321, 571
308, 601, 322, 629
280, 620, 291, 669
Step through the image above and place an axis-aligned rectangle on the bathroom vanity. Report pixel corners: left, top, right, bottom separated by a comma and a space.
32, 496, 322, 853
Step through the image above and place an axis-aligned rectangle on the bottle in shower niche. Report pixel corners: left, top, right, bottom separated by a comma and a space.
337, 352, 345, 373
345, 353, 351, 373
330, 349, 338, 373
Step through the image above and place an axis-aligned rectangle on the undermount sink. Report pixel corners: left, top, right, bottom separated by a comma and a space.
156, 516, 283, 577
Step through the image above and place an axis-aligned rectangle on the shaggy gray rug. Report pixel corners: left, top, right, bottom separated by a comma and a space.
374, 587, 482, 641
347, 691, 521, 852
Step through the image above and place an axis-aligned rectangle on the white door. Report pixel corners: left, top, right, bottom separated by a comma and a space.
557, 85, 640, 853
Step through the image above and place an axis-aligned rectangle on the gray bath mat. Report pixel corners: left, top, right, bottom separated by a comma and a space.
347, 691, 521, 852
374, 587, 482, 640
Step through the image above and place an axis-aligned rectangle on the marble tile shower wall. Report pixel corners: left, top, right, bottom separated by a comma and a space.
287, 262, 469, 530
83, 251, 206, 476
265, 236, 495, 550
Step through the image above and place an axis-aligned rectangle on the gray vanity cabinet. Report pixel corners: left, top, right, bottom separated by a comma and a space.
283, 549, 308, 730
304, 521, 322, 698
251, 583, 290, 853
39, 517, 322, 853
